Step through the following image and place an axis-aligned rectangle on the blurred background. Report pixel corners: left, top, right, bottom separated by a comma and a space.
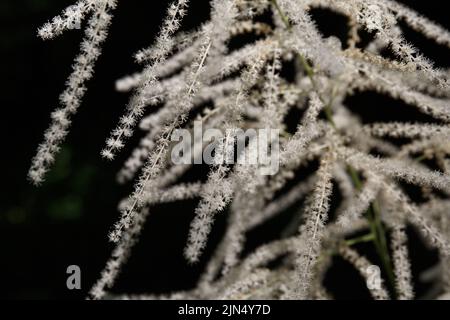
0, 0, 449, 299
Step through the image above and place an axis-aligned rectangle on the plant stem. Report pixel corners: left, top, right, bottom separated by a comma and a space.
345, 233, 375, 246
270, 0, 291, 29
271, 0, 336, 127
298, 55, 337, 128
347, 166, 396, 292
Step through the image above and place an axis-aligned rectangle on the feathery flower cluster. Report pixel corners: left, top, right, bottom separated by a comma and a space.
29, 0, 117, 185
32, 0, 450, 300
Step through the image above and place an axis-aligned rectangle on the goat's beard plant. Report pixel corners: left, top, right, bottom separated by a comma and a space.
29, 0, 450, 300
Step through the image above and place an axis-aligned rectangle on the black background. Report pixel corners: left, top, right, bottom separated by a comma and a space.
0, 0, 449, 300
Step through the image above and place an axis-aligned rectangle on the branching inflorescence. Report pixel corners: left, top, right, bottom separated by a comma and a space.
31, 0, 450, 300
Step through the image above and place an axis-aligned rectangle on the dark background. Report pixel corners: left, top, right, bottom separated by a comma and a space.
0, 0, 449, 300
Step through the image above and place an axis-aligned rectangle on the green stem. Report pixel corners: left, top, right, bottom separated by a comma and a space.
270, 0, 291, 30
271, 0, 336, 128
345, 233, 375, 246
347, 166, 396, 293
414, 154, 428, 162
